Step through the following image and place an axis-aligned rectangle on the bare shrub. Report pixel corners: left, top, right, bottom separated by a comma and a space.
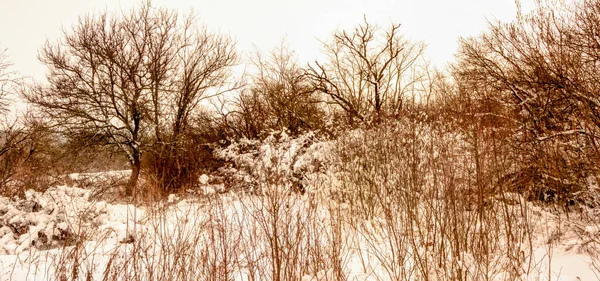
0, 122, 32, 196
0, 118, 64, 197
335, 117, 534, 280
236, 162, 347, 281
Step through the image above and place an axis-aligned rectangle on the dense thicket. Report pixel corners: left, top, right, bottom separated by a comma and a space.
451, 0, 600, 204
1, 0, 598, 203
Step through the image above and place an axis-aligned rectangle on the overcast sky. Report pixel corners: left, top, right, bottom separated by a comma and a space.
0, 0, 535, 80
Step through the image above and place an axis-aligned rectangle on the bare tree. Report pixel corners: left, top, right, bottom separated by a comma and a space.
453, 0, 600, 201
0, 49, 14, 116
24, 2, 237, 195
307, 17, 425, 123
253, 45, 324, 135
221, 44, 324, 139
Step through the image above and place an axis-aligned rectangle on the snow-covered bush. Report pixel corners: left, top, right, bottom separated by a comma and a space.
214, 130, 336, 194
0, 185, 123, 255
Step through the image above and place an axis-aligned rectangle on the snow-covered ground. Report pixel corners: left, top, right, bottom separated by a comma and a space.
0, 131, 599, 280
0, 184, 598, 280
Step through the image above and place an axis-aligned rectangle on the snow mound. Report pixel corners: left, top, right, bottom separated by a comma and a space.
0, 185, 140, 255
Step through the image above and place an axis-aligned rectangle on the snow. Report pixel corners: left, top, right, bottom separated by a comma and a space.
0, 185, 598, 280
0, 132, 599, 280
528, 249, 594, 281
199, 174, 210, 185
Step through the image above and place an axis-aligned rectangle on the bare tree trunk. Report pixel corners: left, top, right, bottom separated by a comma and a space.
126, 150, 141, 197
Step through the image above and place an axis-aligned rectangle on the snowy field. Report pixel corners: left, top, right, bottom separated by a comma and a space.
0, 183, 597, 281
0, 132, 599, 281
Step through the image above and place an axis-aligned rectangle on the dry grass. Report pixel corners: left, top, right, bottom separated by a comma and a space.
4, 120, 597, 281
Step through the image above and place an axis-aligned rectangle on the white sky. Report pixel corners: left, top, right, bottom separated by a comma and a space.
0, 0, 536, 80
